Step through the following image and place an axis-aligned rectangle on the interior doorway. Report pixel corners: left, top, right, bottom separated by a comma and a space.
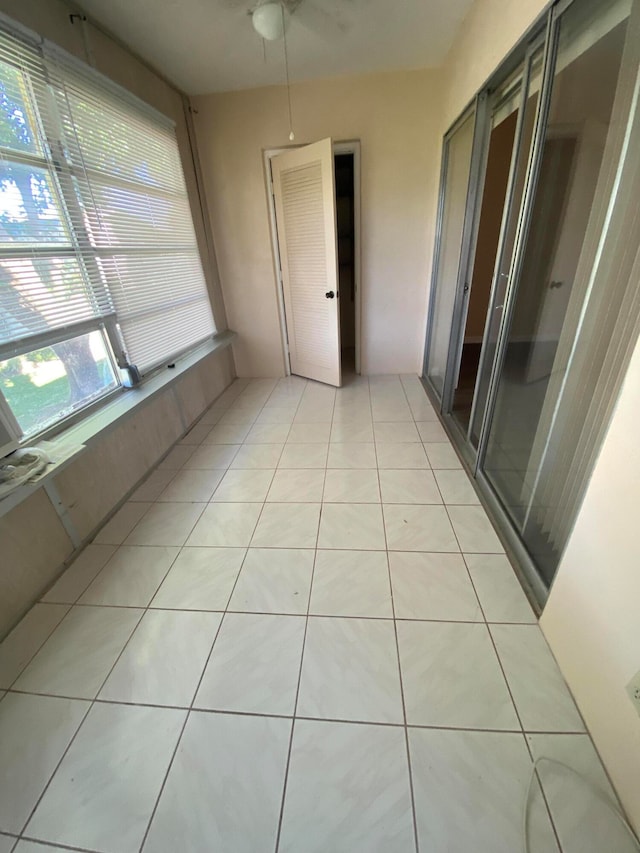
265, 140, 361, 384
335, 153, 356, 373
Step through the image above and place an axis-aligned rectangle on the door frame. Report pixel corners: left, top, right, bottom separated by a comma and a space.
263, 140, 362, 376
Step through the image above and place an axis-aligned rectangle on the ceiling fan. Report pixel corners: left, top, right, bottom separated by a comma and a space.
248, 0, 346, 42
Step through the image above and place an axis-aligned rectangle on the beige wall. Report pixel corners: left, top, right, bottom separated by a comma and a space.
193, 69, 442, 377
0, 0, 228, 329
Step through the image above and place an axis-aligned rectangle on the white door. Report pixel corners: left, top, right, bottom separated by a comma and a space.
271, 138, 341, 387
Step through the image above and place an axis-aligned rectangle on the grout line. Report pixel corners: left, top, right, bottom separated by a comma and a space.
273, 379, 334, 853
138, 378, 303, 851
375, 376, 420, 853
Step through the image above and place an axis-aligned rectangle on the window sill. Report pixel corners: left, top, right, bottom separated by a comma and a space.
0, 331, 235, 519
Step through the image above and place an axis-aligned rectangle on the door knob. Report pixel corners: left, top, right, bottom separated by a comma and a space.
325, 291, 335, 299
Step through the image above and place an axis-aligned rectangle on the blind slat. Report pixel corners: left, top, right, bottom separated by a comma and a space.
0, 20, 215, 375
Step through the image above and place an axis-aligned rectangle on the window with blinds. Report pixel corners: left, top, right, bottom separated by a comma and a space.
0, 20, 216, 442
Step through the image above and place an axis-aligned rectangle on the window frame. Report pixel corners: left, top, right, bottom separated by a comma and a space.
0, 16, 218, 448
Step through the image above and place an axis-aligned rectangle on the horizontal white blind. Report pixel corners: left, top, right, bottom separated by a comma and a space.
0, 28, 113, 353
47, 53, 215, 374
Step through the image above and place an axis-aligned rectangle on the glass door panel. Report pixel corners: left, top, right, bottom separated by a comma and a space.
450, 74, 523, 434
425, 110, 475, 398
469, 47, 544, 447
481, 0, 632, 585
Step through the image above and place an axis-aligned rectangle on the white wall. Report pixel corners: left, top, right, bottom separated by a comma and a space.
192, 69, 442, 377
541, 335, 640, 833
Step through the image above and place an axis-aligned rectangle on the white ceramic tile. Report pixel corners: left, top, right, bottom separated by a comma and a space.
327, 443, 377, 469
156, 469, 224, 502
150, 547, 244, 610
94, 502, 151, 545
447, 505, 504, 553
323, 469, 380, 503
465, 554, 535, 623
310, 550, 392, 618
278, 443, 329, 468
186, 502, 263, 547
211, 468, 275, 502
178, 422, 214, 445
0, 693, 89, 834
374, 422, 420, 443
490, 625, 585, 732
251, 503, 321, 548
424, 442, 462, 469
184, 443, 240, 469
371, 405, 413, 423
378, 469, 441, 504
79, 546, 179, 607
244, 422, 291, 444
434, 469, 480, 504
195, 613, 305, 714
229, 444, 284, 470
124, 502, 205, 547
383, 504, 459, 552
129, 469, 176, 502
416, 421, 448, 442
287, 422, 331, 443
143, 711, 290, 853
0, 836, 16, 852
42, 545, 117, 605
279, 719, 415, 853
13, 606, 142, 699
294, 405, 334, 423
201, 422, 251, 444
389, 552, 482, 621
409, 400, 439, 421
228, 548, 314, 614
100, 610, 221, 706
330, 421, 374, 443
397, 621, 518, 729
266, 468, 325, 502
255, 406, 297, 424
409, 728, 558, 853
0, 604, 70, 688
218, 406, 261, 425
376, 443, 429, 469
26, 703, 185, 853
318, 503, 386, 550
297, 617, 403, 723
157, 445, 195, 470
527, 734, 628, 853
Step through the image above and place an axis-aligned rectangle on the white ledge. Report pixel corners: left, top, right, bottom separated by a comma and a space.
0, 331, 236, 519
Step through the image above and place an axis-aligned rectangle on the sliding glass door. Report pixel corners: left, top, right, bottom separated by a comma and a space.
424, 109, 476, 398
482, 0, 634, 586
423, 0, 640, 598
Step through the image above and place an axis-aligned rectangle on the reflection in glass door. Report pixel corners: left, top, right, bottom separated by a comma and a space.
481, 0, 633, 585
424, 110, 476, 398
449, 72, 523, 436
469, 47, 544, 448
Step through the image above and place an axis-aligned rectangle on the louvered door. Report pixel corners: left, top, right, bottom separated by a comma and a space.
271, 138, 341, 386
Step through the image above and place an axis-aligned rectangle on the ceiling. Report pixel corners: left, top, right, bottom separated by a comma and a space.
73, 0, 475, 95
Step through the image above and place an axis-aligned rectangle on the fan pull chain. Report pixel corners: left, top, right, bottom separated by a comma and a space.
281, 3, 295, 140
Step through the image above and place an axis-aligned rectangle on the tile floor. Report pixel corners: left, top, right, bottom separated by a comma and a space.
0, 374, 629, 853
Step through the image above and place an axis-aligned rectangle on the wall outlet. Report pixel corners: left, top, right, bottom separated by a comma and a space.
626, 671, 640, 717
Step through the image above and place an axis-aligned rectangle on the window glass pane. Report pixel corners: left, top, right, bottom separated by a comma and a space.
0, 256, 108, 347
0, 162, 70, 245
0, 329, 118, 436
425, 111, 475, 397
0, 60, 41, 156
